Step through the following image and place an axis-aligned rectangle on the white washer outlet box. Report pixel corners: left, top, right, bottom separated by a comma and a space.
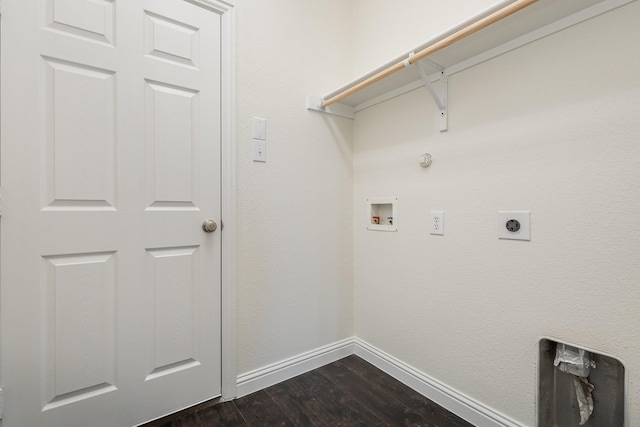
498, 211, 530, 240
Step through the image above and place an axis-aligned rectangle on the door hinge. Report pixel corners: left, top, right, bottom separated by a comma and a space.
0, 187, 3, 218
0, 388, 4, 419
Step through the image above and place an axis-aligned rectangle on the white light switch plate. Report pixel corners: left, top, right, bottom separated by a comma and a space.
253, 139, 266, 162
252, 117, 266, 140
498, 211, 530, 240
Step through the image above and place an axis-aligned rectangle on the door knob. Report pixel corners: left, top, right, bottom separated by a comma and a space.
202, 219, 218, 233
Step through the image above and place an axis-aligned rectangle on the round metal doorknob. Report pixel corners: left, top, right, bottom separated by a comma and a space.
202, 219, 218, 233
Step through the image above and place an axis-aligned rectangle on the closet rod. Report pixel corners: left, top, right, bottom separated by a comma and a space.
320, 0, 538, 108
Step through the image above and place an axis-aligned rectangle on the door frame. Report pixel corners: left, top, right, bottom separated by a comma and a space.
0, 0, 238, 412
215, 0, 238, 401
0, 2, 3, 424
171, 0, 239, 402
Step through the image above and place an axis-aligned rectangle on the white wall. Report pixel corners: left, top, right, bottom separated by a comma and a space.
352, 1, 640, 425
235, 1, 355, 375
352, 0, 498, 75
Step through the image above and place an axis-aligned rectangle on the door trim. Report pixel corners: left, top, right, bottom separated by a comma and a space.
183, 0, 238, 401
217, 0, 238, 400
0, 4, 4, 424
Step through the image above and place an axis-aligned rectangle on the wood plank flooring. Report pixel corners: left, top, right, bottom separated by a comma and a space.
147, 355, 474, 427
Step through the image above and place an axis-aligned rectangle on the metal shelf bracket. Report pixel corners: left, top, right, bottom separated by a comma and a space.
414, 61, 448, 132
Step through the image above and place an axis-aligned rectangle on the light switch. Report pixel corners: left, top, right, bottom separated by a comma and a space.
253, 117, 266, 140
253, 139, 266, 162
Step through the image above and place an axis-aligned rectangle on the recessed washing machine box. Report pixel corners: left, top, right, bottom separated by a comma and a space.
367, 198, 397, 232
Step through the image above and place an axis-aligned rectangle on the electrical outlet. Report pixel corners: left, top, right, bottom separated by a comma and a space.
498, 211, 530, 240
430, 211, 444, 235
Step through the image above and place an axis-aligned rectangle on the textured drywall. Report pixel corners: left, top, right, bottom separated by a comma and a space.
352, 0, 498, 76
353, 2, 640, 425
235, 1, 354, 375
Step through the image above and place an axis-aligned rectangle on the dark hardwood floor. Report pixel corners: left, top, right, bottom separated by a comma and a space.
147, 355, 474, 426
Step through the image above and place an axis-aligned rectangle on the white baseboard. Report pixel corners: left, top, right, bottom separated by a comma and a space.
236, 337, 523, 426
236, 337, 355, 398
354, 338, 524, 427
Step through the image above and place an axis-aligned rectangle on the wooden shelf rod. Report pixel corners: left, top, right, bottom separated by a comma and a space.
320, 0, 538, 108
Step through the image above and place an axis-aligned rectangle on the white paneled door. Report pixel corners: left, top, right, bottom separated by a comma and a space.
1, 1, 223, 425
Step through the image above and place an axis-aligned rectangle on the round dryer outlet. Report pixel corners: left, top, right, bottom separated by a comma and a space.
506, 219, 521, 232
497, 211, 531, 241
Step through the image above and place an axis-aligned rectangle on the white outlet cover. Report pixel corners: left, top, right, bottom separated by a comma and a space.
430, 211, 444, 235
498, 211, 530, 240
